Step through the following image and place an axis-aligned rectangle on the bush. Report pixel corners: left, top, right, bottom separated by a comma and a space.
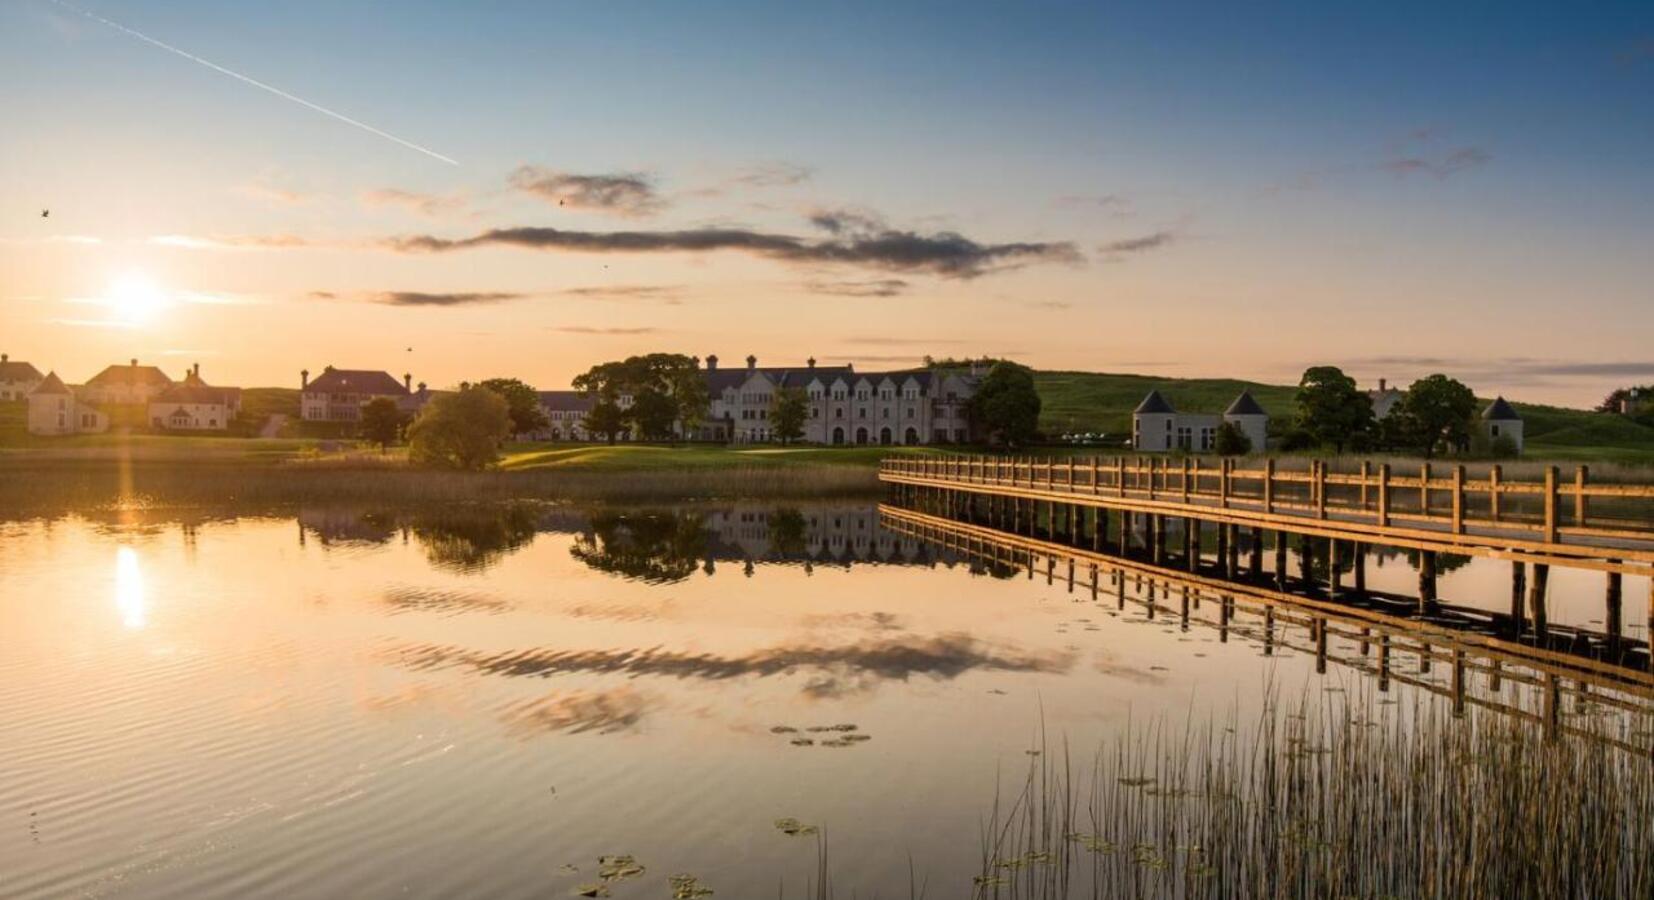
1214, 421, 1253, 456
407, 387, 512, 470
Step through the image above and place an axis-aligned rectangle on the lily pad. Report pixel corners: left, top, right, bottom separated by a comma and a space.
774, 817, 819, 836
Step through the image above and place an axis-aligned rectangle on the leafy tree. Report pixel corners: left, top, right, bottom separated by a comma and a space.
969, 361, 1041, 447
478, 378, 549, 436
572, 353, 709, 440
1488, 433, 1519, 459
359, 396, 407, 451
406, 386, 512, 470
583, 399, 628, 445
1293, 366, 1374, 454
1214, 421, 1252, 456
771, 387, 808, 445
1394, 374, 1478, 458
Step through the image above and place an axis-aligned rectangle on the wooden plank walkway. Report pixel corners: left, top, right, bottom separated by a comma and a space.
880, 456, 1654, 576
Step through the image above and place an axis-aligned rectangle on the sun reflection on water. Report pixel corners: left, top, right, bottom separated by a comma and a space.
115, 546, 147, 629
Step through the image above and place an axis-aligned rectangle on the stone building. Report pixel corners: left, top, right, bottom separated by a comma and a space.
79, 359, 174, 405
147, 364, 242, 431
0, 353, 43, 401
26, 372, 109, 436
300, 367, 412, 422
1481, 397, 1524, 454
1132, 389, 1269, 452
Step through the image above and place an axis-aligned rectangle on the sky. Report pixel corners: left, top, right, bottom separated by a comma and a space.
2, 0, 1652, 407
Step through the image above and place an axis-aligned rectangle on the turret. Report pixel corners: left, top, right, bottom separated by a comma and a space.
706, 354, 719, 371
301, 369, 310, 389
746, 354, 757, 372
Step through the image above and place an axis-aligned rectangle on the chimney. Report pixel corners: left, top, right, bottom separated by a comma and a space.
705, 354, 718, 371
807, 357, 817, 369
404, 373, 412, 392
417, 381, 427, 393
130, 358, 138, 367
746, 354, 757, 372
193, 362, 201, 379
1, 354, 7, 364
1378, 378, 1387, 392
301, 368, 310, 390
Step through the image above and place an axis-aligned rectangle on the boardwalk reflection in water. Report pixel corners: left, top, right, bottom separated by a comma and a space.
1, 500, 1648, 898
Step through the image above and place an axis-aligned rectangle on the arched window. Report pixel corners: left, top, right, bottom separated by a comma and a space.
855, 427, 869, 445
879, 427, 892, 445
904, 427, 919, 444
832, 427, 845, 445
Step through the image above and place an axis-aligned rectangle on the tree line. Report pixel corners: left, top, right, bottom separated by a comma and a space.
1286, 366, 1501, 458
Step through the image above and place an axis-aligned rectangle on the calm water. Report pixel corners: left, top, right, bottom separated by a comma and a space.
1, 502, 1648, 898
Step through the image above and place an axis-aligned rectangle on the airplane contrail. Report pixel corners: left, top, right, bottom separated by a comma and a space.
49, 0, 458, 166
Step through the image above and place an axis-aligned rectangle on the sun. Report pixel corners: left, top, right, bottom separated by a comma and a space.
105, 272, 171, 324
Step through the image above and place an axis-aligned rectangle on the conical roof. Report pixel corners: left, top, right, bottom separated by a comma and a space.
1482, 397, 1520, 421
29, 371, 71, 396
1134, 390, 1175, 414
1225, 391, 1267, 416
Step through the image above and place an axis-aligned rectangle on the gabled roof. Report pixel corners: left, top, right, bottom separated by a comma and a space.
1134, 390, 1175, 414
29, 371, 72, 396
538, 390, 595, 412
155, 384, 236, 405
0, 358, 43, 382
705, 365, 854, 393
1482, 397, 1521, 421
305, 368, 408, 396
1225, 391, 1267, 416
86, 363, 172, 389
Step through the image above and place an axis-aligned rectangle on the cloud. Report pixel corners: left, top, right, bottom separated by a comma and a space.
385, 222, 1081, 279
550, 325, 661, 335
803, 279, 910, 297
1349, 355, 1654, 380
360, 187, 466, 217
309, 290, 526, 307
1378, 146, 1491, 178
807, 207, 888, 235
843, 336, 970, 346
1055, 194, 1134, 216
1099, 229, 1176, 257
499, 687, 651, 736
151, 233, 313, 250
728, 161, 813, 188
510, 166, 664, 216
559, 284, 686, 303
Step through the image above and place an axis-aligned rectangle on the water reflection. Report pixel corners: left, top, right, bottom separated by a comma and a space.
114, 546, 146, 629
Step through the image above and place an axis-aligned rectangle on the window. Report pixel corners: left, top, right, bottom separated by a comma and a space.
856, 389, 868, 401
858, 408, 867, 419
880, 389, 892, 401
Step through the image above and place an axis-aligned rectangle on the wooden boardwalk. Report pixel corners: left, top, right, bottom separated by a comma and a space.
880, 504, 1654, 755
880, 456, 1654, 575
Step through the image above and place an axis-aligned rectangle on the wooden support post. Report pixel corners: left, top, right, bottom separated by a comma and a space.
1216, 522, 1229, 578
1147, 457, 1157, 501
1249, 526, 1263, 577
1299, 534, 1315, 594
1219, 458, 1231, 509
1543, 673, 1560, 740
1263, 458, 1275, 514
1315, 460, 1327, 520
1151, 515, 1164, 565
1275, 531, 1287, 590
1314, 617, 1327, 673
1185, 518, 1197, 572
1327, 539, 1340, 600
1529, 563, 1550, 641
1378, 635, 1391, 692
1180, 586, 1190, 629
1509, 561, 1526, 638
1263, 607, 1275, 656
1117, 456, 1126, 498
1606, 565, 1623, 657
1353, 544, 1366, 597
1419, 551, 1437, 615
1090, 456, 1100, 495
1359, 461, 1370, 510
1117, 510, 1130, 557
1419, 462, 1431, 519
1489, 464, 1502, 523
1226, 523, 1239, 578
1182, 457, 1191, 504
1066, 558, 1075, 593
1451, 650, 1466, 718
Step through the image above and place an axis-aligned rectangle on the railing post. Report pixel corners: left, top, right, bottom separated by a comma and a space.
1117, 456, 1126, 498
1182, 458, 1192, 504
1452, 465, 1465, 534
1264, 458, 1275, 514
1574, 465, 1589, 530
1219, 458, 1230, 509
1377, 463, 1390, 527
1091, 456, 1100, 495
1544, 465, 1559, 543
1359, 461, 1370, 509
1148, 457, 1157, 501
1316, 460, 1327, 520
1489, 464, 1501, 523
1067, 457, 1075, 491
1420, 463, 1431, 518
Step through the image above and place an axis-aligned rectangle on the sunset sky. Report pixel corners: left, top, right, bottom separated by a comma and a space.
2, 1, 1652, 406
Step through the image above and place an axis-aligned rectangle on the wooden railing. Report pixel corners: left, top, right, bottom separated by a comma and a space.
880, 455, 1654, 547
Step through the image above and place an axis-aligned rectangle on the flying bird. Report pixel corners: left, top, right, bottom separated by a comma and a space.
41, 209, 49, 218
48, 0, 457, 166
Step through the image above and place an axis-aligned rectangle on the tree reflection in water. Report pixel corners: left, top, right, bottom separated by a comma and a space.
410, 504, 542, 574
570, 510, 708, 584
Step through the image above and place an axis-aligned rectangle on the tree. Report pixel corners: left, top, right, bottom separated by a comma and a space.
572, 353, 709, 441
406, 386, 512, 470
478, 378, 549, 437
969, 361, 1041, 447
771, 387, 808, 445
1293, 366, 1374, 454
359, 397, 407, 451
1394, 374, 1477, 458
1214, 421, 1252, 456
583, 399, 628, 445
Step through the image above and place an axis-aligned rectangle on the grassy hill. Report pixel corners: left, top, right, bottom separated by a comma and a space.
1033, 371, 1654, 463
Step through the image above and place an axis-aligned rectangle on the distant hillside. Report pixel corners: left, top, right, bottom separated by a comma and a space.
1031, 370, 1654, 462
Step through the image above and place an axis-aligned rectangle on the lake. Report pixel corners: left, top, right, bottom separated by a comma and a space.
2, 500, 1649, 898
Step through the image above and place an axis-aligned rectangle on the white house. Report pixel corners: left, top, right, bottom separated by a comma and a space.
1368, 378, 1405, 421
1481, 397, 1524, 454
26, 372, 109, 436
1132, 389, 1269, 452
0, 353, 43, 401
300, 366, 412, 422
533, 391, 605, 441
147, 364, 242, 431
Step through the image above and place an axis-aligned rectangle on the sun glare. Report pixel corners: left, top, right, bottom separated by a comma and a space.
106, 272, 172, 325
114, 546, 147, 630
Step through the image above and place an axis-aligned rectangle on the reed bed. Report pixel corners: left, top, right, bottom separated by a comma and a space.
970, 688, 1653, 899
